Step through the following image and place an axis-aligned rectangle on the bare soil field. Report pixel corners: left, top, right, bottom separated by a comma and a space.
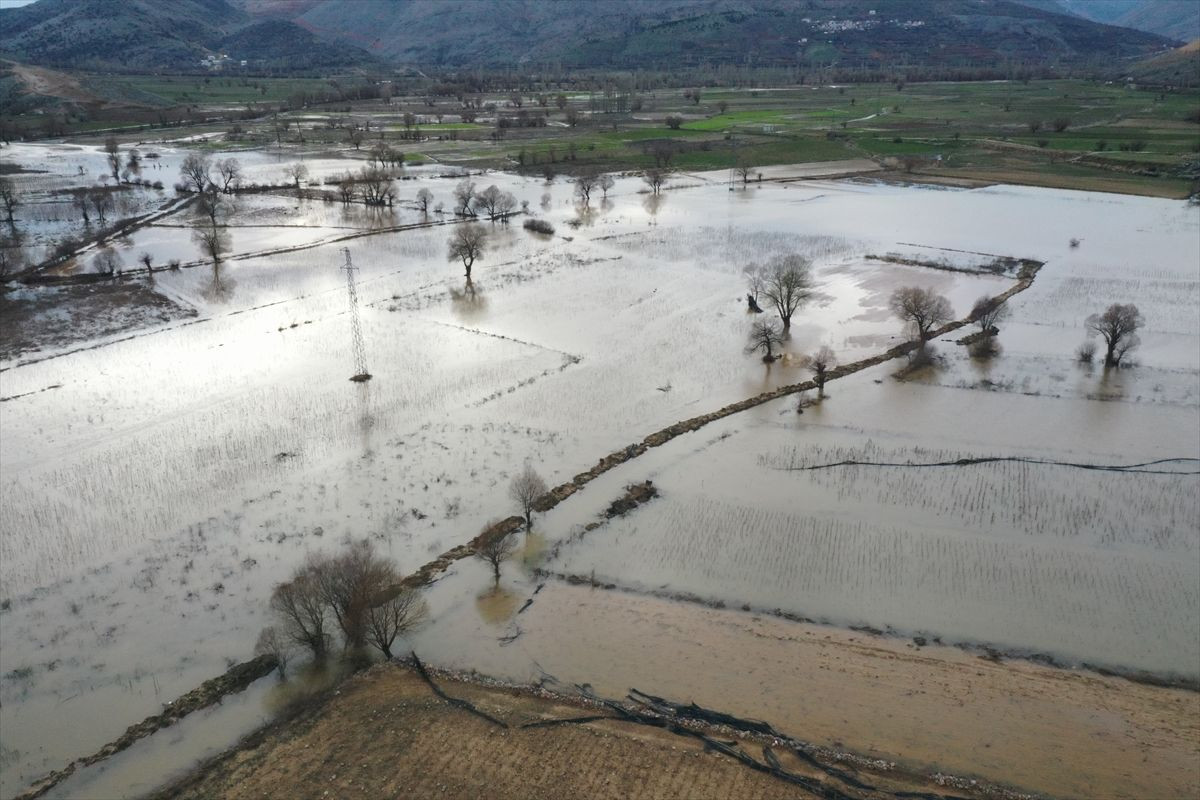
0, 281, 196, 364
155, 663, 977, 800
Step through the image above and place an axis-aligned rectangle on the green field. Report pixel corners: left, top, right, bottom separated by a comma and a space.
11, 74, 1198, 198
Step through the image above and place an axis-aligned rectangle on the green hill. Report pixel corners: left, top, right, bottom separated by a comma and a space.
0, 0, 377, 72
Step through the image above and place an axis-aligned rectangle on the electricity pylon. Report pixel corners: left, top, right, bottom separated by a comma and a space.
341, 248, 371, 382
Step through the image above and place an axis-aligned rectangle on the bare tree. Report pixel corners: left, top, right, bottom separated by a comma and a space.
254, 626, 291, 678
284, 162, 309, 191
215, 157, 241, 193
599, 174, 615, 197
475, 523, 517, 583
735, 159, 756, 185
92, 246, 121, 275
643, 168, 668, 195
104, 136, 121, 183
71, 190, 90, 224
1086, 303, 1143, 367
665, 115, 683, 130
0, 178, 18, 224
357, 166, 395, 206
453, 179, 477, 216
889, 286, 954, 341
348, 127, 363, 149
416, 187, 433, 213
746, 320, 784, 361
809, 346, 836, 396
759, 254, 815, 332
270, 566, 330, 661
971, 295, 1010, 334
311, 540, 393, 653
475, 184, 505, 221
496, 190, 517, 222
139, 251, 153, 271
365, 586, 427, 659
510, 464, 548, 529
337, 176, 356, 203
564, 108, 580, 127
448, 223, 487, 279
193, 224, 230, 267
88, 189, 113, 224
745, 263, 765, 312
180, 154, 212, 193
369, 142, 391, 169
574, 171, 599, 205
197, 184, 224, 227
555, 94, 568, 110
0, 231, 25, 279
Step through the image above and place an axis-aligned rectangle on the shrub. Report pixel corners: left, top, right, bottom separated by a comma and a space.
1076, 341, 1096, 364
523, 218, 554, 235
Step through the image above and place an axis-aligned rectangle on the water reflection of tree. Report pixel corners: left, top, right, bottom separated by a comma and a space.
449, 279, 488, 321
642, 192, 665, 224
341, 203, 398, 231
201, 261, 236, 303
475, 585, 518, 626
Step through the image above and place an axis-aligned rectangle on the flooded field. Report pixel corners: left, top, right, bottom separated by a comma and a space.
1, 138, 1198, 797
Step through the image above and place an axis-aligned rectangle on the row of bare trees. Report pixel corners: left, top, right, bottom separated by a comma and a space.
452, 179, 519, 221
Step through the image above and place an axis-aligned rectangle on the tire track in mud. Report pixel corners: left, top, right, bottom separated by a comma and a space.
395, 261, 1047, 591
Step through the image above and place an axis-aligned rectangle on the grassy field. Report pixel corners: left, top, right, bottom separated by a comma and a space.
15, 73, 1199, 197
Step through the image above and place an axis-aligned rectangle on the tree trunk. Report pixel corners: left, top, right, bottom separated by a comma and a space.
492, 562, 500, 583
1105, 338, 1118, 367
525, 511, 532, 530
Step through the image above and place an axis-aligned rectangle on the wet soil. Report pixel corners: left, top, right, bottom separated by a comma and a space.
155, 663, 979, 800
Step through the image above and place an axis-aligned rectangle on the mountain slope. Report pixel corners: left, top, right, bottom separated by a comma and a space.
1115, 2, 1200, 42
266, 0, 1175, 68
0, 0, 377, 71
1017, 0, 1198, 42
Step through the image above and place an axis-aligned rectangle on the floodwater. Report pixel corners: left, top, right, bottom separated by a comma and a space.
1, 137, 1198, 797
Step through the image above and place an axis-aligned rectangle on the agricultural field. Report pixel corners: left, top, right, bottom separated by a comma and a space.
0, 113, 1197, 800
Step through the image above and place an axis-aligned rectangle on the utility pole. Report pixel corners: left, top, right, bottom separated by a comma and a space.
341, 248, 371, 382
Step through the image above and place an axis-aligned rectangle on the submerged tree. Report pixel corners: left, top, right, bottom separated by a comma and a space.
643, 168, 669, 195
104, 136, 121, 183
179, 153, 212, 193
447, 223, 487, 279
809, 346, 836, 397
757, 254, 815, 332
415, 188, 433, 214
0, 178, 19, 224
1086, 303, 1143, 367
215, 157, 242, 193
475, 523, 517, 583
746, 320, 784, 362
889, 286, 953, 341
453, 178, 477, 216
574, 171, 599, 205
510, 464, 548, 530
311, 540, 393, 654
365, 586, 427, 660
254, 626, 291, 679
193, 224, 230, 267
284, 162, 309, 191
971, 295, 1010, 334
270, 565, 330, 662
